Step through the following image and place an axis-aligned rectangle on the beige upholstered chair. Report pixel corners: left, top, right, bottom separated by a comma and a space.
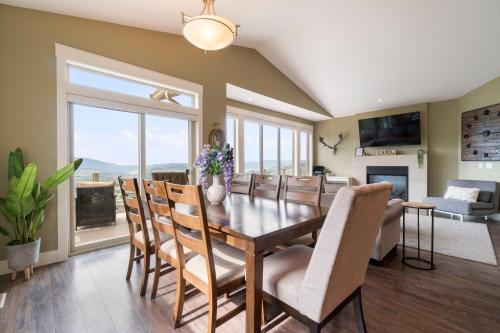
166, 183, 246, 332
230, 173, 254, 195
262, 183, 392, 332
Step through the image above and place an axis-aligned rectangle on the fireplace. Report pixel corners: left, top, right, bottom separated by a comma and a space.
366, 166, 408, 200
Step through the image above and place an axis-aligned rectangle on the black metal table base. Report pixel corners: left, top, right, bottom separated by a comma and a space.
402, 205, 436, 270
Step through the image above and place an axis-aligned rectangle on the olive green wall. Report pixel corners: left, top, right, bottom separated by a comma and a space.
0, 5, 326, 260
315, 76, 500, 198
457, 76, 500, 182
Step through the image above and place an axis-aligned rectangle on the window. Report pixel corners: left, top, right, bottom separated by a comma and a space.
227, 106, 312, 176
145, 115, 190, 178
300, 131, 310, 175
280, 128, 294, 175
263, 125, 278, 175
226, 116, 236, 149
244, 121, 260, 173
68, 65, 195, 108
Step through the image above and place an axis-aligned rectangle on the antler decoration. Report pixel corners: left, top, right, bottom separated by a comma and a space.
319, 132, 344, 155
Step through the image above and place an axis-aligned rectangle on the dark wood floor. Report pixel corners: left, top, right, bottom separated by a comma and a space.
1, 221, 500, 333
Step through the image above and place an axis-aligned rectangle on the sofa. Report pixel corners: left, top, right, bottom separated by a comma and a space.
423, 179, 500, 221
371, 198, 403, 263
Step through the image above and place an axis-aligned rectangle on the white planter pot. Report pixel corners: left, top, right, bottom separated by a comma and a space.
207, 175, 226, 205
6, 238, 41, 271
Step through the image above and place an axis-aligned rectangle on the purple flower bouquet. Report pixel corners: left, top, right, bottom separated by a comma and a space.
194, 144, 234, 194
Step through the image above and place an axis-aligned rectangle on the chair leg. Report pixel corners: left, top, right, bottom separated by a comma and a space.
126, 244, 134, 280
151, 254, 161, 299
261, 301, 268, 325
309, 321, 320, 333
135, 247, 141, 263
353, 290, 367, 333
140, 251, 150, 297
173, 273, 186, 328
207, 291, 217, 333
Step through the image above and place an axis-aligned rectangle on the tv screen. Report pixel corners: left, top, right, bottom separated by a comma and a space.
358, 112, 421, 147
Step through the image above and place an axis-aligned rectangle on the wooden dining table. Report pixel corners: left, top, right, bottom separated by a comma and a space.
200, 193, 329, 333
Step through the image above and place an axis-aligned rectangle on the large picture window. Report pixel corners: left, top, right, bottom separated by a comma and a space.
227, 106, 312, 176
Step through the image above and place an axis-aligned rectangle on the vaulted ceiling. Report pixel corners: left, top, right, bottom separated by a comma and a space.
2, 0, 500, 117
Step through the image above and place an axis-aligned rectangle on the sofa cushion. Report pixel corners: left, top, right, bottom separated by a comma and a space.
422, 197, 472, 215
444, 186, 480, 202
478, 191, 493, 203
470, 202, 494, 210
383, 199, 403, 225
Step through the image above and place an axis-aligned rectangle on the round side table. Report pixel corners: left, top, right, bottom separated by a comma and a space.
401, 201, 436, 270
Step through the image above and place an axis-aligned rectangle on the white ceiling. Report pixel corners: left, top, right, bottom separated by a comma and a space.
3, 0, 500, 118
227, 84, 331, 122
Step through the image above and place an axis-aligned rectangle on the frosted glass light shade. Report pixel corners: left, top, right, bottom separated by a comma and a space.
183, 15, 237, 51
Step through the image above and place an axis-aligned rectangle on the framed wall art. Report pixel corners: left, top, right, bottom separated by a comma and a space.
461, 103, 500, 161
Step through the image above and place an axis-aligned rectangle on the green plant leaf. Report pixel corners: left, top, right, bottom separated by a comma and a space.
35, 192, 54, 211
17, 163, 37, 199
20, 195, 34, 217
0, 224, 9, 237
30, 209, 44, 235
0, 204, 16, 225
6, 177, 20, 216
42, 158, 82, 189
8, 148, 24, 180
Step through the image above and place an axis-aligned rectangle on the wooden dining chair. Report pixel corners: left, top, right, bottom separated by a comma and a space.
119, 177, 169, 296
282, 175, 323, 247
230, 173, 254, 195
261, 183, 392, 333
152, 170, 189, 184
166, 183, 246, 332
251, 174, 282, 200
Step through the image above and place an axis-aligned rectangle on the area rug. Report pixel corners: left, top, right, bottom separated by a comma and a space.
399, 214, 498, 265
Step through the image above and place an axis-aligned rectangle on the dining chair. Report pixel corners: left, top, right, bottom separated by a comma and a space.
251, 174, 282, 199
282, 175, 323, 247
166, 183, 247, 333
119, 177, 169, 296
230, 173, 254, 195
152, 170, 189, 184
261, 183, 392, 332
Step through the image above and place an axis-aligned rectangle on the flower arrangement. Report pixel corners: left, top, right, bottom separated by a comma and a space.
194, 144, 234, 193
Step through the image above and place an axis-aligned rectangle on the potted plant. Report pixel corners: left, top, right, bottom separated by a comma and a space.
0, 148, 81, 279
194, 144, 233, 205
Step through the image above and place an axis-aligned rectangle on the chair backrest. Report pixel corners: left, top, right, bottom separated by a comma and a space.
118, 177, 149, 245
230, 173, 254, 195
166, 183, 217, 286
143, 179, 173, 245
251, 174, 282, 200
152, 170, 189, 185
284, 175, 322, 205
299, 182, 392, 322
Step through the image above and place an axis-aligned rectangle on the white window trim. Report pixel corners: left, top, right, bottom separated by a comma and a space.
226, 105, 313, 176
56, 44, 203, 261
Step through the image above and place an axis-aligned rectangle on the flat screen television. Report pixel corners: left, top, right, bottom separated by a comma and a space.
358, 111, 421, 147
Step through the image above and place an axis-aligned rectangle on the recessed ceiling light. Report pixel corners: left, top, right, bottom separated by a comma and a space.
378, 98, 383, 102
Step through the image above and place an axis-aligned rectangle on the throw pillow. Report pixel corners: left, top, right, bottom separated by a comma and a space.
477, 191, 492, 203
444, 186, 480, 202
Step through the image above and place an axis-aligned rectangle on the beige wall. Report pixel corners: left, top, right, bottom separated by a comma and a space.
314, 103, 428, 180
0, 5, 326, 260
457, 76, 500, 182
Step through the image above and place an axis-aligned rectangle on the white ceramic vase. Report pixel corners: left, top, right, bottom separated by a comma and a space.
207, 174, 226, 205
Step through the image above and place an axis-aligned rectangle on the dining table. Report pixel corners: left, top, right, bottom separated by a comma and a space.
200, 193, 330, 333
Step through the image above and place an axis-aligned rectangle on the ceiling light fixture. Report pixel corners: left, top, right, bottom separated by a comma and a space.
181, 0, 240, 51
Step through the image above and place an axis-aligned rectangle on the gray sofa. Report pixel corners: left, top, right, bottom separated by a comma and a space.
423, 179, 500, 221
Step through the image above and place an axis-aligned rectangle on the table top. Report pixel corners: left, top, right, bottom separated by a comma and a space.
401, 201, 436, 209
191, 194, 329, 242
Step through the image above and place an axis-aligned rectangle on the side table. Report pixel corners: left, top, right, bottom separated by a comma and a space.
401, 201, 436, 270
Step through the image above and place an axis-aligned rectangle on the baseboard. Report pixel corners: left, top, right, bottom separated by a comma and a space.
0, 250, 60, 276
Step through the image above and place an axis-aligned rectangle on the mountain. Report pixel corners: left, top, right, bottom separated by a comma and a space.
77, 158, 189, 173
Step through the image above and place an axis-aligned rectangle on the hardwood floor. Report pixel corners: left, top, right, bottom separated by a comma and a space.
1, 221, 500, 333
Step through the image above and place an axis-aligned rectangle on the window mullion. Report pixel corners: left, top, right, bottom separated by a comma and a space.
259, 124, 263, 175
139, 113, 146, 188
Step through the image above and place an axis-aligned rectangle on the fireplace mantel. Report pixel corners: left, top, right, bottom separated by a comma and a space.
351, 154, 427, 202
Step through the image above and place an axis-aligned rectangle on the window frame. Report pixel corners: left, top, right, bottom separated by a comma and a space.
56, 44, 203, 259
226, 105, 313, 176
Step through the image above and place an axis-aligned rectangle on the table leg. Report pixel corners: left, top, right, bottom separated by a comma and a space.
402, 206, 405, 262
246, 251, 264, 333
431, 208, 434, 268
417, 208, 420, 260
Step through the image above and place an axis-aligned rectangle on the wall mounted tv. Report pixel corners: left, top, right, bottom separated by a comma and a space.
358, 111, 421, 147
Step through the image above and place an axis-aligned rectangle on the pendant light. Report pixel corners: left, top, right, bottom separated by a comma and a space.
181, 0, 240, 51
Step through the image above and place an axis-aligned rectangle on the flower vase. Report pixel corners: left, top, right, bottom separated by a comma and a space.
207, 174, 226, 205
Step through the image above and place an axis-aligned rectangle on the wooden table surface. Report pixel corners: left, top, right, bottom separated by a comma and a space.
192, 194, 329, 332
